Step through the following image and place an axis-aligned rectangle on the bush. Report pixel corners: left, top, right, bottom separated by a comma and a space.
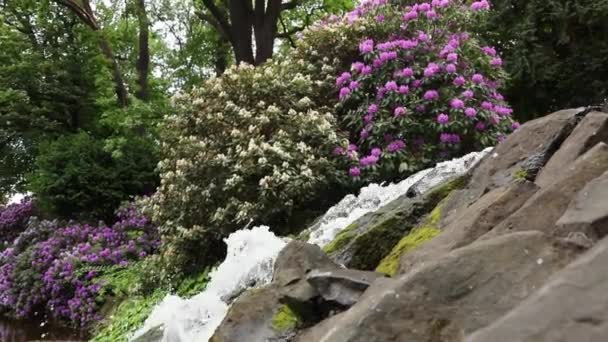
0, 199, 35, 248
330, 0, 516, 181
481, 0, 608, 121
28, 132, 158, 222
0, 205, 160, 327
147, 61, 348, 271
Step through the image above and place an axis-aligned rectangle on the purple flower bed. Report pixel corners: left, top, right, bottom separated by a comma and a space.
0, 205, 160, 327
0, 199, 35, 247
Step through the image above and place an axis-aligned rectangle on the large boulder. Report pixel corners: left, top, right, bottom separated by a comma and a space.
555, 170, 608, 241
306, 269, 386, 307
485, 142, 608, 238
468, 235, 608, 342
397, 180, 538, 274
296, 231, 579, 342
536, 112, 608, 187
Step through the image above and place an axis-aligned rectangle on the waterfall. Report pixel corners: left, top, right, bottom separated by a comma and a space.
132, 148, 491, 341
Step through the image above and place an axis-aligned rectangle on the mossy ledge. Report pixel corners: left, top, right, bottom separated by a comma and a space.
321, 175, 468, 271
271, 304, 301, 332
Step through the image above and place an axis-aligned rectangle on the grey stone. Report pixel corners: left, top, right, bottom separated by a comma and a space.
467, 235, 608, 342
536, 112, 608, 188
306, 269, 385, 307
297, 231, 579, 342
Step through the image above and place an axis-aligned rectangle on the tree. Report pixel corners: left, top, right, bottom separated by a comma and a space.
197, 0, 353, 65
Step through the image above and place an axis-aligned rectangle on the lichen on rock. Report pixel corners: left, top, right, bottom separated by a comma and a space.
271, 304, 300, 332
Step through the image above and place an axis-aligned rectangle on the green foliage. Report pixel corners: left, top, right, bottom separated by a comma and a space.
146, 60, 351, 271
28, 132, 158, 221
481, 0, 608, 121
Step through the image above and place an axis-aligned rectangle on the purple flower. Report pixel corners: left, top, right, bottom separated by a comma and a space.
446, 64, 457, 73
494, 105, 513, 116
482, 46, 497, 56
417, 31, 429, 42
450, 98, 465, 109
424, 90, 439, 100
349, 167, 361, 177
490, 57, 503, 67
472, 74, 484, 84
402, 67, 414, 77
481, 101, 493, 110
394, 106, 407, 117
475, 121, 486, 131
351, 62, 365, 73
368, 104, 379, 115
336, 72, 351, 86
376, 14, 385, 22
398, 85, 410, 94
462, 90, 474, 98
424, 63, 440, 77
349, 81, 360, 90
339, 87, 351, 100
359, 39, 374, 54
512, 121, 521, 130
418, 2, 431, 11
453, 76, 466, 86
446, 53, 458, 62
387, 140, 406, 152
385, 81, 399, 91
437, 113, 449, 124
403, 10, 418, 21
360, 154, 379, 166
361, 65, 373, 75
465, 107, 477, 117
371, 148, 382, 157
360, 129, 370, 139
412, 80, 422, 88
471, 0, 490, 10
333, 147, 345, 156
426, 10, 437, 19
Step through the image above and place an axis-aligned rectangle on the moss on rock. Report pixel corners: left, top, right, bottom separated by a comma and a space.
322, 222, 358, 254
272, 304, 300, 332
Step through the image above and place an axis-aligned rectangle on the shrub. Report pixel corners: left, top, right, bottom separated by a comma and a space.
0, 205, 160, 327
28, 132, 158, 222
481, 0, 608, 121
0, 199, 35, 248
330, 0, 517, 181
147, 62, 347, 270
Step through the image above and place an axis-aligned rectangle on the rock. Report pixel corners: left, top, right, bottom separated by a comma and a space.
466, 108, 584, 197
210, 286, 293, 342
467, 235, 608, 342
306, 269, 386, 307
555, 170, 608, 240
323, 176, 468, 271
273, 241, 339, 305
397, 180, 538, 274
296, 231, 578, 342
536, 112, 608, 188
486, 142, 608, 238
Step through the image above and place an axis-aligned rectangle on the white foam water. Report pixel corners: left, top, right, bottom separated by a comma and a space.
132, 148, 491, 341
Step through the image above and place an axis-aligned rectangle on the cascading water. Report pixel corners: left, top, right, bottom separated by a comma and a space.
132, 148, 490, 341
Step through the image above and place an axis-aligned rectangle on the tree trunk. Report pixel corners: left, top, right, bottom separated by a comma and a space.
253, 0, 281, 65
135, 0, 150, 102
228, 0, 255, 65
214, 39, 230, 75
99, 38, 130, 107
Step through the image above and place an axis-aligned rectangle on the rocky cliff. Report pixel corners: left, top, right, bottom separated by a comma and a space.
207, 107, 608, 342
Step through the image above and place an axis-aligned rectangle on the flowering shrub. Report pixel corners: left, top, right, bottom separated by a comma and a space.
0, 205, 160, 327
147, 61, 347, 270
327, 0, 518, 180
0, 199, 35, 248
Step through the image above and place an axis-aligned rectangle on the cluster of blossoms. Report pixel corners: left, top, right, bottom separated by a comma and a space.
0, 199, 35, 246
333, 0, 518, 180
0, 205, 159, 327
148, 61, 343, 267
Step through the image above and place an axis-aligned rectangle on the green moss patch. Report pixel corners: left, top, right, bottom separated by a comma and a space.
322, 222, 358, 254
271, 304, 300, 332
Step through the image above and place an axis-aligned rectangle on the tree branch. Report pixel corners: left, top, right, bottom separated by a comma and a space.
200, 0, 233, 41
280, 0, 300, 11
